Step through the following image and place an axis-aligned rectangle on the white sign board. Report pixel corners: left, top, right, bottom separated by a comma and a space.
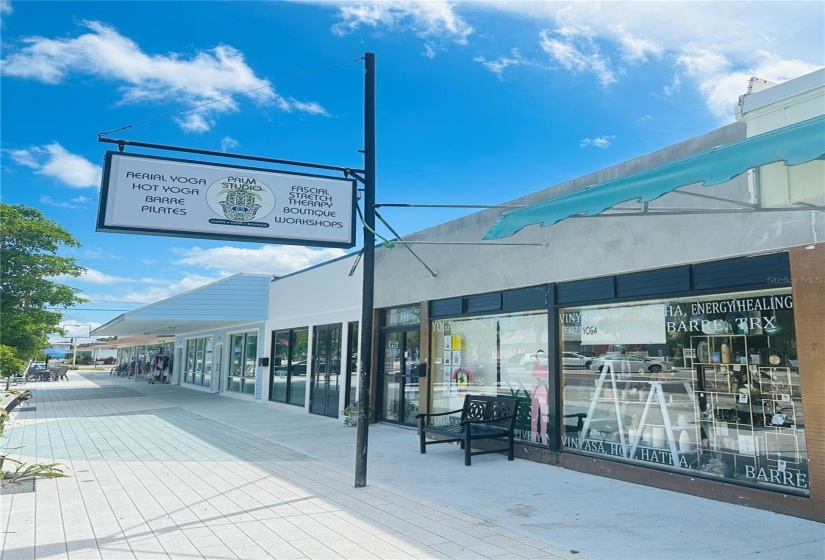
581, 303, 666, 344
97, 152, 356, 248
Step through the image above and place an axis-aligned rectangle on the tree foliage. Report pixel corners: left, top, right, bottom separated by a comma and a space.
0, 204, 86, 359
0, 345, 25, 380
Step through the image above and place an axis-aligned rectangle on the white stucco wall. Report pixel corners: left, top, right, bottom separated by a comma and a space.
265, 254, 363, 412
374, 75, 825, 308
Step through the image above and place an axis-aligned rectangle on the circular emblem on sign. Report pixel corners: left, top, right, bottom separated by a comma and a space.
206, 176, 275, 223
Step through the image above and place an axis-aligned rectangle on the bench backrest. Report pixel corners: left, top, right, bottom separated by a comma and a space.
459, 394, 519, 429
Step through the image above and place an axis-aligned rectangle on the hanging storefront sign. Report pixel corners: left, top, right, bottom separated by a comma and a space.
97, 151, 356, 248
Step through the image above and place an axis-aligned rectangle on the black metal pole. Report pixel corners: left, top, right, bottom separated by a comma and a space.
355, 52, 376, 488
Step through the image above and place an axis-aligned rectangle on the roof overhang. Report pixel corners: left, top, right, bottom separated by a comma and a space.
484, 115, 825, 240
90, 273, 271, 338
91, 316, 257, 338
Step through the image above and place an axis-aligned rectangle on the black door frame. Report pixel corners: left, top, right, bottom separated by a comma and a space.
378, 326, 421, 426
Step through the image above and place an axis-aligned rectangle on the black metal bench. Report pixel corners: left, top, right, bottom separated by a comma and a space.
416, 394, 519, 466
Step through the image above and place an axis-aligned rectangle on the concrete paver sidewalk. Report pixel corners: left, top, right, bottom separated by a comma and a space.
1, 371, 822, 560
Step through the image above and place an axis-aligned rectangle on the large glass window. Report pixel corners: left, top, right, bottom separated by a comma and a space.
430, 311, 548, 443
228, 332, 258, 395
560, 289, 807, 496
184, 336, 213, 387
270, 328, 308, 406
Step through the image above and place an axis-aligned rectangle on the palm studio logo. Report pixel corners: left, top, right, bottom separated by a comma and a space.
206, 176, 275, 228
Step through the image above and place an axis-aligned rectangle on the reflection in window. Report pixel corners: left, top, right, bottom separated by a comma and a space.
270, 327, 308, 406
184, 336, 213, 387
430, 311, 548, 443
228, 332, 258, 395
560, 289, 807, 496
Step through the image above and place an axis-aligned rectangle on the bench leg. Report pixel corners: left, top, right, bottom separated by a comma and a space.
508, 432, 515, 461
464, 431, 472, 466
418, 418, 427, 454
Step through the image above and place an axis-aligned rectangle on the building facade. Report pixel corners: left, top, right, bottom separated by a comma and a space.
369, 70, 824, 520
93, 70, 824, 520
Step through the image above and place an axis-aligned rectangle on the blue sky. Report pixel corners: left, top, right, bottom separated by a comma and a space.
1, 1, 823, 342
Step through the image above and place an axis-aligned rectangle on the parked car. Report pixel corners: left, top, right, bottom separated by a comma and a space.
562, 352, 594, 368
589, 354, 673, 374
518, 351, 594, 368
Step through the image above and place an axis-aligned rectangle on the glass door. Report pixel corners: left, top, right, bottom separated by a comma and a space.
379, 329, 421, 426
310, 324, 342, 418
269, 328, 308, 406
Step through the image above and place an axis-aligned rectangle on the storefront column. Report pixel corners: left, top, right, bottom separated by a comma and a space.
419, 301, 430, 413
789, 242, 825, 521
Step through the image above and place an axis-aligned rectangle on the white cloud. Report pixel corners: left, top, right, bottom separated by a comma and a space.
83, 248, 118, 260
332, 1, 473, 49
580, 135, 616, 149
474, 49, 532, 80
51, 268, 162, 286
285, 98, 330, 116
221, 136, 239, 152
472, 2, 824, 118
0, 0, 11, 15
82, 274, 222, 304
173, 244, 347, 276
7, 143, 100, 188
7, 148, 38, 168
1, 21, 328, 132
611, 24, 662, 63
75, 269, 133, 285
677, 49, 822, 118
539, 27, 616, 86
39, 195, 82, 208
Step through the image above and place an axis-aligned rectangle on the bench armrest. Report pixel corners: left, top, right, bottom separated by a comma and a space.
416, 408, 463, 420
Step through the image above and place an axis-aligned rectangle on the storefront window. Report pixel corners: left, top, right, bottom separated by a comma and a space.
184, 336, 213, 388
431, 311, 548, 443
228, 332, 257, 395
560, 289, 807, 495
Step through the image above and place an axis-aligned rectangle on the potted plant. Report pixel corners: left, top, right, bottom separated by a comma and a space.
341, 402, 373, 426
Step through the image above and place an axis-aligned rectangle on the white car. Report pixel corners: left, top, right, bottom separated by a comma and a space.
589, 354, 673, 374
562, 352, 594, 368
518, 351, 594, 368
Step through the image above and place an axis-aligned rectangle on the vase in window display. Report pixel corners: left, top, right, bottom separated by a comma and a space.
678, 430, 694, 453
721, 343, 731, 364
651, 426, 666, 448
641, 427, 652, 447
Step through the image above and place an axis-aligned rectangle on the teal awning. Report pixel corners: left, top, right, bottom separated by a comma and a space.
484, 115, 825, 240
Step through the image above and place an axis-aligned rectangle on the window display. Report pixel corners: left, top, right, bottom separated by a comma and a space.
560, 289, 807, 495
431, 311, 548, 443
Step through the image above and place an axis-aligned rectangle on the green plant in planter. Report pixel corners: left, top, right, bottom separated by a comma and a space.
341, 402, 374, 426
